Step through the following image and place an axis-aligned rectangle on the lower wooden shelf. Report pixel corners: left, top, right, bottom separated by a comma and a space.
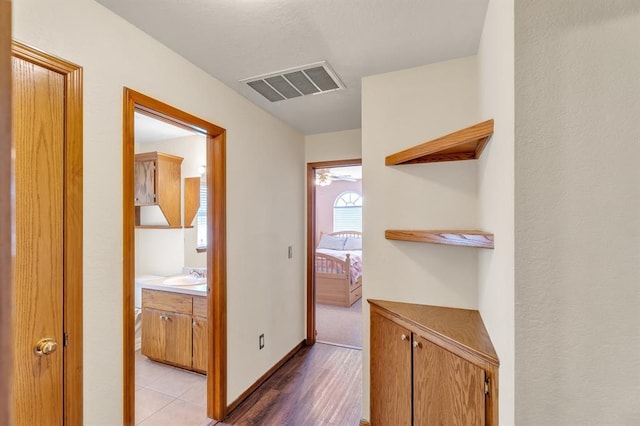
385, 230, 494, 249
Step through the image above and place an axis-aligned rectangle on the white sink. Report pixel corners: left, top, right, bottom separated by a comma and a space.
162, 275, 206, 286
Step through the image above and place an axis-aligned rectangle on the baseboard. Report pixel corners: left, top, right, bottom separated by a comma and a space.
360, 419, 370, 426
226, 340, 306, 414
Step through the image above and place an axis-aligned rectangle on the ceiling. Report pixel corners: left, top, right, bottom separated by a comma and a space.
97, 0, 489, 135
134, 112, 200, 144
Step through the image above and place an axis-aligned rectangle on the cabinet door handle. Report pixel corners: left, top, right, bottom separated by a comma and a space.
192, 320, 197, 327
401, 334, 408, 341
412, 340, 420, 349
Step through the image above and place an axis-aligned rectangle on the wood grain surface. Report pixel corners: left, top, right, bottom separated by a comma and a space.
183, 176, 201, 227
370, 312, 412, 426
0, 3, 11, 424
385, 229, 495, 249
142, 289, 193, 315
369, 299, 499, 367
414, 337, 484, 425
192, 316, 208, 373
12, 54, 65, 425
222, 343, 362, 426
385, 119, 494, 165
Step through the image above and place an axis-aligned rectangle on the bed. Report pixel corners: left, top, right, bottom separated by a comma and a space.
315, 231, 363, 307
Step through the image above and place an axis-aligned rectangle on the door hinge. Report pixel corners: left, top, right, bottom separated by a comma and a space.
63, 332, 69, 347
484, 378, 490, 396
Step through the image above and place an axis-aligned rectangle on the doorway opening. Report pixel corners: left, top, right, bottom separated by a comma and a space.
306, 159, 362, 348
123, 89, 227, 424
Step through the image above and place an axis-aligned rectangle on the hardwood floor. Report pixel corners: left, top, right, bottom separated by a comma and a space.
216, 343, 362, 426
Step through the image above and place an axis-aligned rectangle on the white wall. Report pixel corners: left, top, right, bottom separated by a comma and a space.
305, 128, 362, 163
361, 56, 481, 418
14, 0, 305, 422
515, 1, 640, 423
477, 0, 515, 424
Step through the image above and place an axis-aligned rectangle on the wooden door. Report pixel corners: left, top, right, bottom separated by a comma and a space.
414, 336, 485, 426
12, 53, 65, 425
9, 41, 83, 425
134, 159, 156, 205
192, 316, 208, 373
141, 308, 192, 368
370, 311, 412, 426
0, 2, 12, 424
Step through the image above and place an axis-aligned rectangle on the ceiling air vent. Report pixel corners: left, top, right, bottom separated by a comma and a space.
240, 61, 345, 102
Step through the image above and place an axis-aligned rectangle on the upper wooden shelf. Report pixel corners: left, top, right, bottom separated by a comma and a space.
385, 119, 494, 165
385, 230, 494, 249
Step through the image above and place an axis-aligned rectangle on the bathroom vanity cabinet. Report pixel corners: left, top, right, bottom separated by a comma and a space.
141, 289, 208, 373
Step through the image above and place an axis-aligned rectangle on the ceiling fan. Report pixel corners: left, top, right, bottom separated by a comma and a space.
316, 168, 357, 186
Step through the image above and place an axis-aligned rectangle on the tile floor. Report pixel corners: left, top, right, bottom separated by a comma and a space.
135, 351, 211, 425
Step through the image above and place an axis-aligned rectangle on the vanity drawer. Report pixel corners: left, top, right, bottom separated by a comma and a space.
193, 296, 207, 318
142, 289, 192, 315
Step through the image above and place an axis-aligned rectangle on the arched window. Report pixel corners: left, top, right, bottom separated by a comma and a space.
333, 191, 362, 232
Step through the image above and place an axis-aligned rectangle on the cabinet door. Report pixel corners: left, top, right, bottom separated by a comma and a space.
134, 159, 156, 205
192, 316, 208, 373
141, 308, 192, 369
413, 336, 485, 426
370, 312, 412, 426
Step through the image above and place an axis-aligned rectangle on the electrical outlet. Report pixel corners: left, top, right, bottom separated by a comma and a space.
288, 246, 293, 259
259, 334, 265, 350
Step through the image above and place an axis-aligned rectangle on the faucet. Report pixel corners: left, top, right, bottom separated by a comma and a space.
189, 269, 205, 278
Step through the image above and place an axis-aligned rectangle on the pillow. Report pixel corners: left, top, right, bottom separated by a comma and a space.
343, 236, 362, 250
317, 234, 347, 250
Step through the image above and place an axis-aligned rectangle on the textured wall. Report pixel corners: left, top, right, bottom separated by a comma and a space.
305, 128, 362, 163
477, 0, 515, 424
14, 0, 305, 422
515, 1, 640, 423
361, 56, 481, 419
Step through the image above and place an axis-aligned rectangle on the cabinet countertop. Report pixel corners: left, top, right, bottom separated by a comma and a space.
138, 277, 207, 297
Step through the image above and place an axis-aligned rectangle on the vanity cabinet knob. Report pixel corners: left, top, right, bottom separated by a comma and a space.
401, 334, 408, 341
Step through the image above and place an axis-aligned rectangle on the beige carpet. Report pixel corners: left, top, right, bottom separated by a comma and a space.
316, 298, 362, 348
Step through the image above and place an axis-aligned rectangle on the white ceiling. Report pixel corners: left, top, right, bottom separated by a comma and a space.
98, 0, 489, 135
134, 112, 199, 143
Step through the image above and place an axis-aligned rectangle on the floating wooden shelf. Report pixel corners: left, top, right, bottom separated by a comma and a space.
385, 119, 494, 165
135, 225, 183, 230
385, 230, 494, 249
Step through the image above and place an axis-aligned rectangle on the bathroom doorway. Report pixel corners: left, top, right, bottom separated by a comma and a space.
123, 89, 227, 423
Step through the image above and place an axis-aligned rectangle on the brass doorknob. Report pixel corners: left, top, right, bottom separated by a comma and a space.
34, 338, 58, 356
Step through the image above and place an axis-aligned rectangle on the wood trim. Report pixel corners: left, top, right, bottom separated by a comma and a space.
0, 3, 11, 424
226, 340, 305, 414
359, 420, 371, 426
123, 88, 227, 423
385, 120, 494, 165
11, 40, 84, 425
208, 130, 227, 420
369, 300, 499, 368
385, 230, 494, 249
306, 158, 361, 345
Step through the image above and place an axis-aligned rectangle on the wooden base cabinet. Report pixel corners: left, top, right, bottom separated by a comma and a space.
141, 289, 208, 373
369, 300, 499, 426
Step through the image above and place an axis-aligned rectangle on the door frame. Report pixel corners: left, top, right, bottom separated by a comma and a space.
11, 41, 84, 424
306, 159, 362, 344
0, 2, 11, 424
122, 88, 227, 423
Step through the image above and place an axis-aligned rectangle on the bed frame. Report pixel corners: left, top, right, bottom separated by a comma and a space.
315, 231, 362, 307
